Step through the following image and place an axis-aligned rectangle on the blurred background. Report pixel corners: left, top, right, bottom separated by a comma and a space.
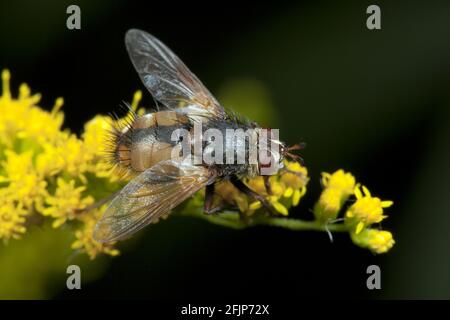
1, 0, 450, 299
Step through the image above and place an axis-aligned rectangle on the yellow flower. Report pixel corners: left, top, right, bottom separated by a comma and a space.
321, 169, 355, 196
0, 70, 64, 147
0, 150, 48, 210
214, 162, 309, 217
351, 229, 395, 254
215, 181, 250, 213
35, 142, 66, 177
1, 150, 35, 182
313, 188, 343, 222
281, 161, 308, 190
82, 115, 119, 179
72, 206, 119, 259
131, 90, 143, 113
246, 176, 286, 197
43, 178, 94, 228
0, 70, 132, 257
217, 161, 309, 217
346, 185, 393, 234
59, 134, 93, 182
83, 115, 112, 156
280, 161, 308, 206
268, 196, 289, 216
0, 196, 27, 242
314, 169, 356, 222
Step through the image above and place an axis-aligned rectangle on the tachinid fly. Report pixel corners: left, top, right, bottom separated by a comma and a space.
93, 29, 304, 243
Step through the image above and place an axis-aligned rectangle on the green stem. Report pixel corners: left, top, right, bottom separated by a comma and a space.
178, 208, 348, 233
251, 216, 348, 232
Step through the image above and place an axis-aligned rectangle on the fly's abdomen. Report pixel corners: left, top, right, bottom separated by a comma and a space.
112, 110, 190, 173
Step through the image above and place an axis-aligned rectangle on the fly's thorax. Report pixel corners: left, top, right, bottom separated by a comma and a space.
197, 121, 261, 177
218, 125, 283, 176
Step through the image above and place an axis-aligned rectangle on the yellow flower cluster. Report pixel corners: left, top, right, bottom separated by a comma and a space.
42, 178, 94, 228
350, 229, 395, 254
215, 161, 309, 216
0, 69, 130, 258
313, 169, 395, 254
346, 185, 393, 234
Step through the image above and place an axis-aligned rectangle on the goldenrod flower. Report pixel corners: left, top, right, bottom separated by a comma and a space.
346, 185, 393, 234
351, 229, 395, 254
314, 188, 343, 222
0, 70, 64, 147
0, 150, 48, 211
72, 206, 119, 259
215, 181, 250, 213
0, 70, 136, 256
35, 142, 66, 177
268, 196, 289, 216
314, 169, 356, 222
43, 178, 94, 228
83, 115, 112, 155
0, 196, 27, 242
215, 162, 309, 217
321, 169, 355, 195
280, 161, 308, 206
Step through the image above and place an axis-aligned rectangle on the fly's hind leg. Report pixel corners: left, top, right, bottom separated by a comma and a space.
203, 183, 223, 215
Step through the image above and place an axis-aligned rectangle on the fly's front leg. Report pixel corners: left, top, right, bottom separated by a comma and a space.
280, 168, 309, 184
263, 175, 272, 195
230, 176, 274, 217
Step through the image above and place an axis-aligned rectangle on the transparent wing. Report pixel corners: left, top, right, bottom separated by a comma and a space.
125, 29, 225, 118
94, 160, 214, 243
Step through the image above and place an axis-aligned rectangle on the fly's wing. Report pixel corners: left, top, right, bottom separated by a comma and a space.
125, 29, 225, 119
93, 160, 214, 243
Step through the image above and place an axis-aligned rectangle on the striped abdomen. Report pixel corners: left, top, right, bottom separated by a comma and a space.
113, 110, 191, 173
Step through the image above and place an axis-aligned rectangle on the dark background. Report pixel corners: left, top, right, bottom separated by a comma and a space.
1, 0, 450, 299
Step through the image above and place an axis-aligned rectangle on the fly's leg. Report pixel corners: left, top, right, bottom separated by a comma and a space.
230, 176, 275, 217
204, 183, 241, 215
263, 175, 272, 195
203, 183, 221, 215
280, 168, 309, 185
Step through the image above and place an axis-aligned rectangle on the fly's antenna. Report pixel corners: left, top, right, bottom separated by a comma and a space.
282, 142, 306, 165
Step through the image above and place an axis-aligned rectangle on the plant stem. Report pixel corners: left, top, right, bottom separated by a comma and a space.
178, 209, 348, 233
